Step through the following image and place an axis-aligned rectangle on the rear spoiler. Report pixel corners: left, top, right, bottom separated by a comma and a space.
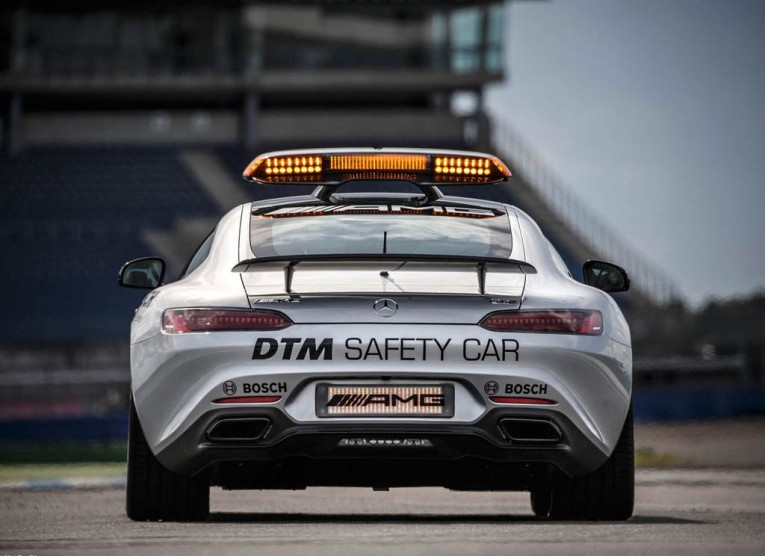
232, 254, 536, 296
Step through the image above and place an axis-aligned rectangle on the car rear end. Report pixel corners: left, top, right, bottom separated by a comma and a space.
125, 148, 633, 521
133, 195, 630, 490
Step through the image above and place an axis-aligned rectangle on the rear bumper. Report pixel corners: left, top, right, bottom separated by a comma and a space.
156, 406, 610, 485
133, 324, 632, 487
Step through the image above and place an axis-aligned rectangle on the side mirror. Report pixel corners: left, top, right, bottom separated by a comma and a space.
583, 260, 630, 293
118, 257, 166, 290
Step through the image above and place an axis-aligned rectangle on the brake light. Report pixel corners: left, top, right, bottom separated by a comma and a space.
162, 309, 292, 333
480, 310, 603, 335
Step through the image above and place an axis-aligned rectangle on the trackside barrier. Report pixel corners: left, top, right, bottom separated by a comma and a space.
0, 412, 129, 443
1, 387, 764, 445
633, 385, 765, 423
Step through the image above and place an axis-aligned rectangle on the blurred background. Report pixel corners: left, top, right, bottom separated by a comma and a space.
0, 0, 763, 476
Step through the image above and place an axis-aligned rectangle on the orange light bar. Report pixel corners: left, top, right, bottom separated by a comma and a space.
243, 149, 510, 185
330, 154, 428, 171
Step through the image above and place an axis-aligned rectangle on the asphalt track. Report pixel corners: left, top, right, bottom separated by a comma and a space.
2, 469, 764, 555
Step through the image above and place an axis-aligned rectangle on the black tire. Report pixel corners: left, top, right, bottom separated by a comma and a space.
126, 398, 209, 522
547, 406, 635, 521
530, 485, 552, 518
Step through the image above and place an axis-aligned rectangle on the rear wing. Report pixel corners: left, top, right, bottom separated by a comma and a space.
233, 254, 536, 297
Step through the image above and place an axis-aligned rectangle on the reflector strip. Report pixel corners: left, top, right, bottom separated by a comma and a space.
213, 396, 282, 404
489, 396, 557, 405
330, 154, 428, 171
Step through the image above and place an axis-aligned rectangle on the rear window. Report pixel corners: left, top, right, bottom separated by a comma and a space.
250, 204, 513, 258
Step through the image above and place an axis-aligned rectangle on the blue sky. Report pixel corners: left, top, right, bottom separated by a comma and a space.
487, 0, 765, 305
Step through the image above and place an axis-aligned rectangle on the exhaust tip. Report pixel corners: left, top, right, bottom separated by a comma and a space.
499, 418, 563, 444
207, 417, 271, 442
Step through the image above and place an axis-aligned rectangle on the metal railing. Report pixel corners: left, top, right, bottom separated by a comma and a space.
490, 117, 680, 305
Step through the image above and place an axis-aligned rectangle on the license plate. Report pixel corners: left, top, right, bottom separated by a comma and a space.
316, 383, 454, 418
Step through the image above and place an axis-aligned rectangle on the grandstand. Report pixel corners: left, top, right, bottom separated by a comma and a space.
6, 1, 753, 435
0, 141, 607, 342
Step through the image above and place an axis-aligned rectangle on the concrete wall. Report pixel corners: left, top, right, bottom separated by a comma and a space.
21, 109, 478, 147
23, 111, 239, 145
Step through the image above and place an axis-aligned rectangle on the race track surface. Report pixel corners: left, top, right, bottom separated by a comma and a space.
2, 469, 764, 555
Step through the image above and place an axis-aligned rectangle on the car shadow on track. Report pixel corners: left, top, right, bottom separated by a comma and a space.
207, 513, 705, 525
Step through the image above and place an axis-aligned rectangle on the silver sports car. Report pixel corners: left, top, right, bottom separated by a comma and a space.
119, 148, 633, 522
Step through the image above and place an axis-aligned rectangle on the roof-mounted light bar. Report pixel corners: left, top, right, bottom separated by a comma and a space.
242, 148, 511, 186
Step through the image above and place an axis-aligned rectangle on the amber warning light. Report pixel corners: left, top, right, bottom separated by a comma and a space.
242, 148, 511, 186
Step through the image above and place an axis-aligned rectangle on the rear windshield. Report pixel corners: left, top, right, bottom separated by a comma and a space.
249, 204, 513, 258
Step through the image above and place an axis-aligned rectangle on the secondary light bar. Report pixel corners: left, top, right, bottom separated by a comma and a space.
243, 148, 510, 186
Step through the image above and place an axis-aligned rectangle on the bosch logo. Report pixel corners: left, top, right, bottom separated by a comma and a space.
373, 298, 398, 317
484, 381, 499, 395
222, 381, 237, 396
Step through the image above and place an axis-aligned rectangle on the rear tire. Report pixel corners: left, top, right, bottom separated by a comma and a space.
126, 398, 209, 521
530, 486, 552, 517
547, 406, 634, 521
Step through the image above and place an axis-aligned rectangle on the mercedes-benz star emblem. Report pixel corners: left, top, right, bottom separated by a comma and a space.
373, 298, 398, 317
222, 381, 237, 396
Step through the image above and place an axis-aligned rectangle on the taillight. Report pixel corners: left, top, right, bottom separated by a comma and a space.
162, 309, 292, 333
480, 310, 603, 335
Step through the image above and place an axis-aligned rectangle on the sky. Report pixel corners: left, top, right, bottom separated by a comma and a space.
486, 0, 765, 306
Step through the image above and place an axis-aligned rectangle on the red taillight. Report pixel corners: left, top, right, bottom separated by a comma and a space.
162, 309, 292, 333
480, 310, 603, 335
213, 396, 281, 404
489, 396, 557, 405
